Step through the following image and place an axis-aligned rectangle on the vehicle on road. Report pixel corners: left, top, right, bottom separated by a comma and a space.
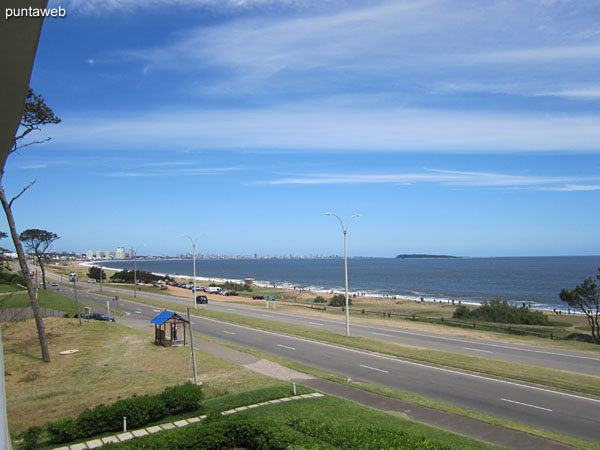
196, 295, 208, 304
206, 287, 222, 294
87, 279, 96, 283
252, 295, 265, 300
50, 282, 58, 287
224, 291, 239, 296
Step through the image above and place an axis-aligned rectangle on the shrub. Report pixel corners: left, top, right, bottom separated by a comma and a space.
329, 294, 352, 307
313, 296, 326, 303
44, 383, 203, 444
452, 299, 550, 326
161, 382, 204, 414
16, 426, 43, 450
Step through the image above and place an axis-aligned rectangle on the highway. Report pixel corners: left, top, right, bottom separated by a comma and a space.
58, 280, 600, 376
47, 280, 600, 443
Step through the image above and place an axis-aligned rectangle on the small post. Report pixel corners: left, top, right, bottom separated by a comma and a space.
187, 308, 198, 385
123, 416, 127, 432
293, 382, 296, 396
73, 279, 82, 326
107, 300, 111, 320
266, 299, 268, 309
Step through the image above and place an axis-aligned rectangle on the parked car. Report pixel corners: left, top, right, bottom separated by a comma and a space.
88, 312, 115, 322
195, 295, 208, 304
252, 295, 265, 300
50, 282, 58, 287
87, 279, 96, 283
224, 291, 239, 296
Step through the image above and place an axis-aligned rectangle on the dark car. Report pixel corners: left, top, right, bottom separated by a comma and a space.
224, 291, 239, 296
252, 295, 265, 300
196, 295, 208, 304
89, 312, 115, 322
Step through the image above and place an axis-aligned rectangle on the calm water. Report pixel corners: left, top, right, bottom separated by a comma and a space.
95, 256, 600, 309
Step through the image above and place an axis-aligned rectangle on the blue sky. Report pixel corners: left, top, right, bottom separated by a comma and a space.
5, 0, 600, 257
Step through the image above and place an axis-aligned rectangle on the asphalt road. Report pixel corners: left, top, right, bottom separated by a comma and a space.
47, 280, 600, 443
58, 279, 600, 376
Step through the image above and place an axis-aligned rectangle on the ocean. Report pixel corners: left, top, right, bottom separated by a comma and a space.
94, 256, 600, 310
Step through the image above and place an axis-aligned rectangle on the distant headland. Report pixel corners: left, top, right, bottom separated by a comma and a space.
396, 254, 457, 259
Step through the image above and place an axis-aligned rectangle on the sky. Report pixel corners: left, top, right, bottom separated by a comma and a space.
4, 0, 600, 257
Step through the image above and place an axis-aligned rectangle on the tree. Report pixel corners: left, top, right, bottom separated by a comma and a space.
20, 229, 59, 289
0, 89, 61, 363
87, 266, 107, 281
560, 269, 600, 344
329, 294, 352, 307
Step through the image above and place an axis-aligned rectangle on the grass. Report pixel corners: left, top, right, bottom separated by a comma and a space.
194, 333, 600, 450
0, 289, 81, 316
2, 318, 284, 436
231, 393, 503, 450
91, 289, 600, 397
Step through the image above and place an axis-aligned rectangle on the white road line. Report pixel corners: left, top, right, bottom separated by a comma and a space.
153, 309, 161, 312
372, 332, 392, 337
191, 314, 600, 404
464, 347, 493, 353
277, 344, 296, 351
309, 322, 324, 326
261, 314, 271, 317
135, 310, 142, 314
228, 308, 235, 311
223, 331, 236, 335
360, 364, 389, 374
501, 398, 553, 412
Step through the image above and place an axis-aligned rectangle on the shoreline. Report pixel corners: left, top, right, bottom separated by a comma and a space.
80, 261, 579, 314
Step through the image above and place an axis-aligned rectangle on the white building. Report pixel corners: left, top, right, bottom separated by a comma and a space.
115, 247, 126, 260
96, 250, 104, 259
86, 250, 93, 260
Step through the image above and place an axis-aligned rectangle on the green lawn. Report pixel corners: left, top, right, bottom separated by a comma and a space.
0, 289, 80, 316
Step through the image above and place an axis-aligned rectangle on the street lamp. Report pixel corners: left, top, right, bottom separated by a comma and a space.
181, 235, 198, 309
325, 212, 362, 337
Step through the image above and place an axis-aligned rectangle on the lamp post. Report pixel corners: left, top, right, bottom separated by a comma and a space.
325, 212, 362, 337
133, 250, 137, 298
181, 235, 198, 309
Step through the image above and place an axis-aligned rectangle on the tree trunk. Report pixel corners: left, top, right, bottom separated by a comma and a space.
36, 253, 47, 289
0, 185, 50, 362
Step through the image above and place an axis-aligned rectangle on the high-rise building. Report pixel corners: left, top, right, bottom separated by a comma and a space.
106, 250, 115, 259
86, 250, 93, 260
96, 250, 104, 259
115, 247, 126, 260
128, 248, 134, 259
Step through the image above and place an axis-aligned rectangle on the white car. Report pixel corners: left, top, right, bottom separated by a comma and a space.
87, 279, 96, 283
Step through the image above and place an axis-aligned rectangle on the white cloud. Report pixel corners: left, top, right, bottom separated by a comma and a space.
538, 184, 600, 191
50, 106, 600, 153
265, 168, 598, 190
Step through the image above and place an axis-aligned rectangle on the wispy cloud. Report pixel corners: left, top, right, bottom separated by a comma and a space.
50, 106, 600, 153
265, 168, 598, 191
102, 166, 243, 177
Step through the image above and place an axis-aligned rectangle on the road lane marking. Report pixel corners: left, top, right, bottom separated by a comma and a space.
135, 310, 142, 314
261, 314, 271, 317
372, 332, 392, 337
191, 314, 600, 404
223, 331, 236, 335
501, 398, 552, 412
360, 364, 389, 373
228, 308, 235, 311
153, 309, 161, 312
246, 308, 599, 362
277, 344, 296, 350
309, 322, 324, 326
464, 347, 493, 353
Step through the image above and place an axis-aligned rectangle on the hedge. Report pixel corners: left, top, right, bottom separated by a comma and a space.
43, 382, 203, 444
102, 416, 333, 450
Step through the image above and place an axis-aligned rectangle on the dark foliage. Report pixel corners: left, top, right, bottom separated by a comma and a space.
43, 383, 203, 444
452, 299, 550, 325
109, 270, 171, 284
87, 266, 107, 281
329, 293, 352, 307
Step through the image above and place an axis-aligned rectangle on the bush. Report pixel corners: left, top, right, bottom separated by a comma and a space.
452, 299, 550, 325
313, 296, 326, 303
209, 282, 252, 292
16, 426, 43, 450
44, 383, 203, 444
329, 294, 352, 307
